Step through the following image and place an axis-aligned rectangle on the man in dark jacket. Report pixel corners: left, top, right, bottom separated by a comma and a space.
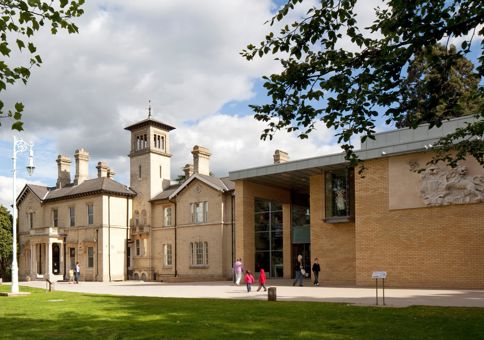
312, 258, 321, 286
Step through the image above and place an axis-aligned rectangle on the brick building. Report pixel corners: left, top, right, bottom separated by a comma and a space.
229, 116, 484, 288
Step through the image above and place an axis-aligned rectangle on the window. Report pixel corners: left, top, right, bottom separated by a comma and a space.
141, 210, 147, 225
136, 239, 141, 256
134, 210, 140, 226
324, 168, 355, 221
69, 207, 75, 227
52, 208, 58, 227
87, 204, 94, 225
254, 199, 283, 278
87, 247, 94, 268
190, 241, 208, 266
138, 164, 142, 179
190, 201, 208, 224
163, 244, 172, 266
28, 212, 34, 229
163, 207, 172, 227
159, 166, 162, 178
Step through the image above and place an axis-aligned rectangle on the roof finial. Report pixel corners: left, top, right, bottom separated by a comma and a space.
148, 99, 152, 119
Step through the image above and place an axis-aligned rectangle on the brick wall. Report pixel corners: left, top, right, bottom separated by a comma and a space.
355, 158, 484, 288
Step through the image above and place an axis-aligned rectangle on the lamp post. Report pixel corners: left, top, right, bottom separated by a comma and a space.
11, 136, 35, 294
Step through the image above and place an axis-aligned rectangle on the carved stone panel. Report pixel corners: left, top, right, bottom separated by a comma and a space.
388, 153, 484, 210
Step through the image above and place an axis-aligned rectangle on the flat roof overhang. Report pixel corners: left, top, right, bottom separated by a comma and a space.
229, 116, 477, 193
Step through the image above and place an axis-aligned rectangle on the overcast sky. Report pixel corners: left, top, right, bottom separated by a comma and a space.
0, 0, 480, 210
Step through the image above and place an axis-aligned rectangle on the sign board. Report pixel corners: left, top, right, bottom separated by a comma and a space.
372, 271, 387, 279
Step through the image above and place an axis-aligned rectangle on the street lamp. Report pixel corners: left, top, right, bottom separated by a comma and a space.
11, 136, 35, 294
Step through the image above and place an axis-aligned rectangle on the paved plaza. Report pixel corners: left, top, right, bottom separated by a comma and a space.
18, 279, 484, 308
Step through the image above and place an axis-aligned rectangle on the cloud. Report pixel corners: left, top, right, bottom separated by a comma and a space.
170, 113, 341, 177
0, 176, 46, 213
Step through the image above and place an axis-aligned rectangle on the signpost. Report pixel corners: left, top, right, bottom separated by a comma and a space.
372, 271, 387, 305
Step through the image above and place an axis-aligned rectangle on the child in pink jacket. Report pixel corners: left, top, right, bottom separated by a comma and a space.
244, 270, 255, 292
257, 268, 267, 292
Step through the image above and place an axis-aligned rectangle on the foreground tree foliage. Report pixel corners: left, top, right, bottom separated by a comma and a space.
0, 205, 13, 281
243, 0, 484, 168
0, 0, 85, 131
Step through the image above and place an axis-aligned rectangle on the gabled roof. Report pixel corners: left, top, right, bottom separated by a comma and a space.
16, 177, 136, 206
124, 116, 175, 132
150, 174, 234, 201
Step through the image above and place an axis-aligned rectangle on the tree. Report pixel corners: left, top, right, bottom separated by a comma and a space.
0, 205, 13, 281
397, 44, 483, 128
0, 0, 85, 131
242, 0, 484, 168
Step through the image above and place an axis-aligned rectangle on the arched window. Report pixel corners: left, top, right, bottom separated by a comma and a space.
134, 210, 139, 226
141, 210, 147, 225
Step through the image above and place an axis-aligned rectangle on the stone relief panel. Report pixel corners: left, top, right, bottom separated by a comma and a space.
388, 153, 484, 210
420, 164, 484, 206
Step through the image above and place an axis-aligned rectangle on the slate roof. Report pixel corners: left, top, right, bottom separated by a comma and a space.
150, 185, 180, 201
17, 177, 136, 206
124, 117, 175, 132
150, 174, 234, 202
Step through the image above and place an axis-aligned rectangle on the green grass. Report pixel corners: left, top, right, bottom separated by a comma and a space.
0, 285, 483, 339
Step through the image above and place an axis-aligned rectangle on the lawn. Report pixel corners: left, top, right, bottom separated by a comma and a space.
0, 285, 483, 339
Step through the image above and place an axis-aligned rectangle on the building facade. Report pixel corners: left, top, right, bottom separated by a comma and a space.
18, 114, 234, 282
229, 116, 484, 289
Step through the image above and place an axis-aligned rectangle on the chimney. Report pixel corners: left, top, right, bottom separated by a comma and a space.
273, 149, 289, 164
183, 164, 194, 179
74, 148, 89, 185
192, 145, 211, 176
107, 168, 116, 179
96, 162, 109, 178
56, 155, 71, 188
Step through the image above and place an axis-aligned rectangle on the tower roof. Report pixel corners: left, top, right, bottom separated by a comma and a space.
124, 116, 176, 132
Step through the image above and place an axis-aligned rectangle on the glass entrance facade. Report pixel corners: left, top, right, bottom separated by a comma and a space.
254, 198, 283, 278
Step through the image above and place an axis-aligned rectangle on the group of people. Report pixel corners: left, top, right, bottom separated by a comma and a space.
233, 258, 267, 292
68, 262, 81, 284
233, 255, 321, 292
293, 255, 320, 287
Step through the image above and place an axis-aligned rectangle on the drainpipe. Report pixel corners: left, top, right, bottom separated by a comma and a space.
231, 193, 235, 265
169, 198, 177, 277
96, 229, 99, 281
108, 195, 111, 282
126, 196, 129, 280
63, 236, 67, 281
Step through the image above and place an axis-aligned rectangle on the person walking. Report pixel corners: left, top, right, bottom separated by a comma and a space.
256, 268, 267, 292
74, 261, 80, 284
233, 258, 243, 286
244, 270, 255, 292
312, 258, 321, 286
293, 254, 304, 286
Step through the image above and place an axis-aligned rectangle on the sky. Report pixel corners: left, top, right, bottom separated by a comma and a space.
0, 0, 481, 211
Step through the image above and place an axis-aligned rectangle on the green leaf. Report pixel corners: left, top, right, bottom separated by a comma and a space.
11, 121, 24, 131
16, 39, 25, 51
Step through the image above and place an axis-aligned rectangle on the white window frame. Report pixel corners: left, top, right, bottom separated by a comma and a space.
163, 244, 173, 266
52, 208, 58, 227
163, 207, 172, 227
28, 212, 34, 229
87, 204, 94, 225
190, 241, 208, 266
87, 247, 94, 268
190, 201, 208, 224
136, 239, 141, 256
69, 207, 75, 227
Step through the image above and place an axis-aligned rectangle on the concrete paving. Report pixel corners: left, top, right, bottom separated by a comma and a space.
18, 279, 484, 308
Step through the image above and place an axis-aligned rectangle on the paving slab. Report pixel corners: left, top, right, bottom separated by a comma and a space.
16, 279, 484, 308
